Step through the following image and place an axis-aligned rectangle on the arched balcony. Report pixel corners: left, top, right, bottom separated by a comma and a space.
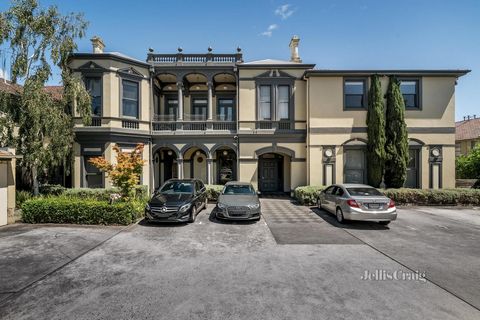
152, 68, 237, 134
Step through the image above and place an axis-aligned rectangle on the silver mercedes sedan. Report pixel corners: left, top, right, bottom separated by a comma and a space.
317, 184, 396, 225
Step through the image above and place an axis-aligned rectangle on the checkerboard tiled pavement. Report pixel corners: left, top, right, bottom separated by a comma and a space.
260, 198, 322, 224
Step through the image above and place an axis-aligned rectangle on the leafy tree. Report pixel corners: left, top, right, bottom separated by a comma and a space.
0, 0, 91, 194
366, 74, 386, 187
89, 144, 146, 200
384, 76, 409, 188
456, 144, 480, 183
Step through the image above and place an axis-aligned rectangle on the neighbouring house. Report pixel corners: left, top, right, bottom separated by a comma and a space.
0, 148, 20, 226
455, 115, 480, 156
0, 79, 66, 189
68, 36, 469, 193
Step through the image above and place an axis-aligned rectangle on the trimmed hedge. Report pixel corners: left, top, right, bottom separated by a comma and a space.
63, 185, 148, 201
294, 186, 326, 205
384, 188, 480, 206
22, 196, 145, 225
39, 184, 66, 196
205, 185, 224, 202
293, 186, 480, 206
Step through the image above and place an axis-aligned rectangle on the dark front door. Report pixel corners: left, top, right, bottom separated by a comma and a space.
259, 154, 283, 192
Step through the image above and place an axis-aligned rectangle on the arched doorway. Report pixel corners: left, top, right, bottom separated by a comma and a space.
154, 148, 178, 189
214, 148, 237, 184
258, 153, 284, 193
183, 147, 208, 183
343, 139, 367, 184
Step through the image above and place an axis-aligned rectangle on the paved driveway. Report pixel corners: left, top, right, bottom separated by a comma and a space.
0, 200, 479, 320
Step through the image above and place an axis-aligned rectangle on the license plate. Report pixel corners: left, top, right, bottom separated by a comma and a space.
368, 203, 380, 209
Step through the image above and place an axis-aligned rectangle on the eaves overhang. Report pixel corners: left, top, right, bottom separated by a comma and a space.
68, 53, 150, 69
303, 69, 471, 78
238, 63, 316, 70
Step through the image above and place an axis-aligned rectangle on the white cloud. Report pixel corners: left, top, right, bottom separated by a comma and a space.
260, 24, 278, 37
275, 4, 295, 20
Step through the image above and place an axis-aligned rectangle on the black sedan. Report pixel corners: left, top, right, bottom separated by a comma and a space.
145, 179, 207, 223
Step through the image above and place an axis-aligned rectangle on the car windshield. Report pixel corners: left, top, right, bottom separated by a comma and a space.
347, 187, 383, 197
223, 185, 255, 195
159, 181, 194, 194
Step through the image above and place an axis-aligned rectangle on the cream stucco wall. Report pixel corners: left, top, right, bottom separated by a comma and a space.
0, 152, 16, 226
307, 75, 458, 189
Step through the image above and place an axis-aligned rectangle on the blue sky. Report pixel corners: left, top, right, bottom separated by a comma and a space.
1, 0, 478, 120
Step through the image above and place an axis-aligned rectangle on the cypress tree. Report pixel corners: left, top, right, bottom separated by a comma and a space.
384, 76, 409, 188
366, 75, 386, 187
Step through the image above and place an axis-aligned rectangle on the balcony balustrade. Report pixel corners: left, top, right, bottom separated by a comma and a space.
75, 117, 302, 134
151, 114, 236, 133
147, 52, 243, 65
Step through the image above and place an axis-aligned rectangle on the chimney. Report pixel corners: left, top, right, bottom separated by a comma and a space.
90, 36, 105, 53
468, 115, 471, 120
289, 35, 301, 63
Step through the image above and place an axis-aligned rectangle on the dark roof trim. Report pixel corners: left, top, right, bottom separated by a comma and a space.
238, 63, 315, 69
69, 53, 150, 68
304, 69, 471, 77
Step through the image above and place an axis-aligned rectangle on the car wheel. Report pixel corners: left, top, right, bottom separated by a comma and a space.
189, 206, 197, 223
336, 207, 345, 224
378, 221, 390, 226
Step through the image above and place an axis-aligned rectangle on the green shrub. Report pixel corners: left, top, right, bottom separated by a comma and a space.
39, 184, 66, 196
21, 196, 144, 225
293, 186, 480, 206
62, 186, 148, 201
384, 188, 480, 206
294, 186, 326, 205
16, 190, 34, 208
205, 185, 224, 202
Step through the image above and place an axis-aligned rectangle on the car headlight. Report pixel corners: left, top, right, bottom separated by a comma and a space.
145, 203, 150, 211
247, 203, 260, 209
179, 203, 191, 212
217, 202, 226, 209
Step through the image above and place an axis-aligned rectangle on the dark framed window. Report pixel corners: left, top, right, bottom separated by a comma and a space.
399, 79, 420, 109
259, 85, 272, 120
277, 85, 290, 120
84, 156, 103, 188
344, 79, 366, 109
122, 80, 139, 118
85, 77, 102, 116
165, 97, 178, 118
217, 98, 235, 121
192, 98, 207, 119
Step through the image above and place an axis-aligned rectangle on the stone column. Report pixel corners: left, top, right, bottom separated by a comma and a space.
177, 82, 184, 121
177, 158, 184, 179
207, 82, 213, 121
206, 158, 213, 185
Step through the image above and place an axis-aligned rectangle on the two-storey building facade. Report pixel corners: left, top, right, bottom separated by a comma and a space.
69, 36, 469, 193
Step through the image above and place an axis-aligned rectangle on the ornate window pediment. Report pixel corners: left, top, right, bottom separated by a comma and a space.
77, 61, 107, 73
117, 67, 145, 80
254, 69, 295, 79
